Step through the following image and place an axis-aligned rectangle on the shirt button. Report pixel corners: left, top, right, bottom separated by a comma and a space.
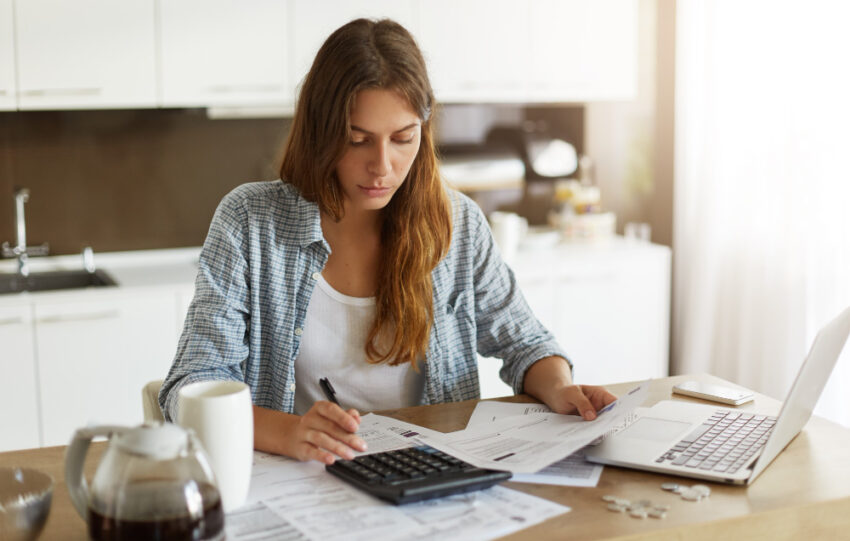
311, 272, 320, 280
289, 383, 296, 392
294, 327, 303, 336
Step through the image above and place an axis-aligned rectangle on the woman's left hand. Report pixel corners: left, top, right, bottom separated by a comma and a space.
544, 383, 617, 420
523, 356, 617, 420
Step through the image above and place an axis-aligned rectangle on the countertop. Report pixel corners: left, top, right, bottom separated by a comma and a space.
0, 237, 671, 300
0, 247, 201, 300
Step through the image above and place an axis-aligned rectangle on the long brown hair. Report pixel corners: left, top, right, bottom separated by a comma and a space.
280, 19, 452, 367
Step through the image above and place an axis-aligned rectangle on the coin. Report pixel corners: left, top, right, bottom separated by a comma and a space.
691, 484, 712, 497
614, 498, 631, 507
608, 503, 627, 513
649, 509, 668, 519
661, 482, 680, 492
679, 487, 702, 501
630, 509, 648, 519
652, 504, 671, 512
602, 495, 618, 502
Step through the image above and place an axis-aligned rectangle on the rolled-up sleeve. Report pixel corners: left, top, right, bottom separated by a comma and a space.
158, 193, 251, 421
468, 204, 571, 394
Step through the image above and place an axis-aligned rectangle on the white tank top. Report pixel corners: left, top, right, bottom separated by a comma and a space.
293, 274, 425, 416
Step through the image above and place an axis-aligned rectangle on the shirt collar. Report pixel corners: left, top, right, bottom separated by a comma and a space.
280, 181, 327, 250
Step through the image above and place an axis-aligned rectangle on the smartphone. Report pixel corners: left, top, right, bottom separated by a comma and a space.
672, 380, 755, 406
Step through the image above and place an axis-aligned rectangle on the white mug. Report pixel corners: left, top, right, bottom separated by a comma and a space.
178, 380, 253, 513
489, 211, 528, 263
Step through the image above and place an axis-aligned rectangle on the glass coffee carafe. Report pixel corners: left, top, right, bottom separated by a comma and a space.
65, 422, 225, 541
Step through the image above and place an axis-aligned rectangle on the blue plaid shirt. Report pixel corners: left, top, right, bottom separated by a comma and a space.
159, 181, 569, 421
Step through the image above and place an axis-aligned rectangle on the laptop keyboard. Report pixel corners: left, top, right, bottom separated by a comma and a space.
656, 410, 777, 474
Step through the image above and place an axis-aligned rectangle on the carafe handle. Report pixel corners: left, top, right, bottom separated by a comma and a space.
64, 426, 128, 519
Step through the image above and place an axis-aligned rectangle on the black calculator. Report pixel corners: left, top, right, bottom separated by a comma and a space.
325, 445, 512, 505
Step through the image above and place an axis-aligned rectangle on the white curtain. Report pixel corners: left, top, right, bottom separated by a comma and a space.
674, 1, 850, 426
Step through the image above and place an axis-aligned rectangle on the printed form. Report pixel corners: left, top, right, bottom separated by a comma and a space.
417, 381, 649, 474
465, 400, 604, 487
227, 444, 568, 540
224, 383, 649, 539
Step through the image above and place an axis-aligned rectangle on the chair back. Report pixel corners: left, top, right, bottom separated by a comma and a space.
142, 379, 165, 422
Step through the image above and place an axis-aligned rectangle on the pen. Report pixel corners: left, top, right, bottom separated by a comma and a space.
319, 377, 340, 407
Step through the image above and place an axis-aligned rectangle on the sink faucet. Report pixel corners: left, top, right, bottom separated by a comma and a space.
2, 187, 50, 277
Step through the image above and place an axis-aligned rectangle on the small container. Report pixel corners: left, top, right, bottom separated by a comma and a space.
624, 222, 652, 242
0, 467, 54, 541
559, 212, 617, 241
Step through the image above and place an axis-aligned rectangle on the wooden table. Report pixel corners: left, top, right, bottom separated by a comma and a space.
3, 374, 850, 540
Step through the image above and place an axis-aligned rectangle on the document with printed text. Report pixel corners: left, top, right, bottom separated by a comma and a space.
416, 381, 650, 474
465, 400, 604, 486
228, 449, 569, 541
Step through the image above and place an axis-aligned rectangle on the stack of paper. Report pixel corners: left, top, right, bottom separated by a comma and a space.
229, 452, 568, 541
226, 381, 648, 540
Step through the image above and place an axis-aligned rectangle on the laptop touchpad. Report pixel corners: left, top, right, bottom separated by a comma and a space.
620, 417, 691, 442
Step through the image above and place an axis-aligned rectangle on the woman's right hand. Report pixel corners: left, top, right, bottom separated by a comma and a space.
289, 401, 368, 464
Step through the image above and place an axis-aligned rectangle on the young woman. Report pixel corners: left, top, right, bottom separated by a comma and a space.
159, 18, 616, 465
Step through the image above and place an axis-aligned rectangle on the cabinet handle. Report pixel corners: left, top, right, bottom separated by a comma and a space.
520, 273, 618, 288
20, 88, 102, 97
207, 84, 282, 94
0, 317, 24, 326
36, 310, 120, 324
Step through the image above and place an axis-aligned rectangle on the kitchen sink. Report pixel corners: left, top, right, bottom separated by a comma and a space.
0, 269, 117, 294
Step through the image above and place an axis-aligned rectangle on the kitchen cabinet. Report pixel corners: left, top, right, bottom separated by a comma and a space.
478, 239, 670, 398
14, 0, 157, 110
159, 0, 292, 108
33, 291, 178, 446
528, 0, 638, 102
4, 0, 638, 110
0, 0, 15, 110
417, 0, 530, 103
176, 286, 194, 338
291, 0, 417, 91
0, 248, 200, 451
0, 303, 40, 452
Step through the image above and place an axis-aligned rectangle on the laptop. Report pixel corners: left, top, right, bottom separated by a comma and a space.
585, 306, 850, 485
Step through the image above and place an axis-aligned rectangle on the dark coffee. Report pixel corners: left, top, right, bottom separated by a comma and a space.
88, 481, 224, 541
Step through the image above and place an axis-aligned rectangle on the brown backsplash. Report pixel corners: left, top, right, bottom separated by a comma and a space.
0, 105, 583, 256
0, 109, 291, 255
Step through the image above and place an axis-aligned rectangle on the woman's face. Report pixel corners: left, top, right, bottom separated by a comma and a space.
335, 88, 421, 214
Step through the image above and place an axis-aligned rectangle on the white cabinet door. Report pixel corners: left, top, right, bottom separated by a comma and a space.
524, 242, 670, 385
528, 0, 638, 102
14, 0, 157, 110
0, 304, 40, 451
547, 259, 668, 385
0, 0, 16, 110
478, 240, 671, 398
418, 0, 530, 103
175, 286, 194, 339
34, 292, 177, 446
159, 0, 292, 108
291, 0, 417, 93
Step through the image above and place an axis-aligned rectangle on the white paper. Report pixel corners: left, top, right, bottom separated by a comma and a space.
510, 451, 602, 486
229, 450, 569, 541
466, 400, 603, 486
466, 401, 553, 427
352, 413, 445, 456
418, 381, 650, 474
226, 502, 309, 540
